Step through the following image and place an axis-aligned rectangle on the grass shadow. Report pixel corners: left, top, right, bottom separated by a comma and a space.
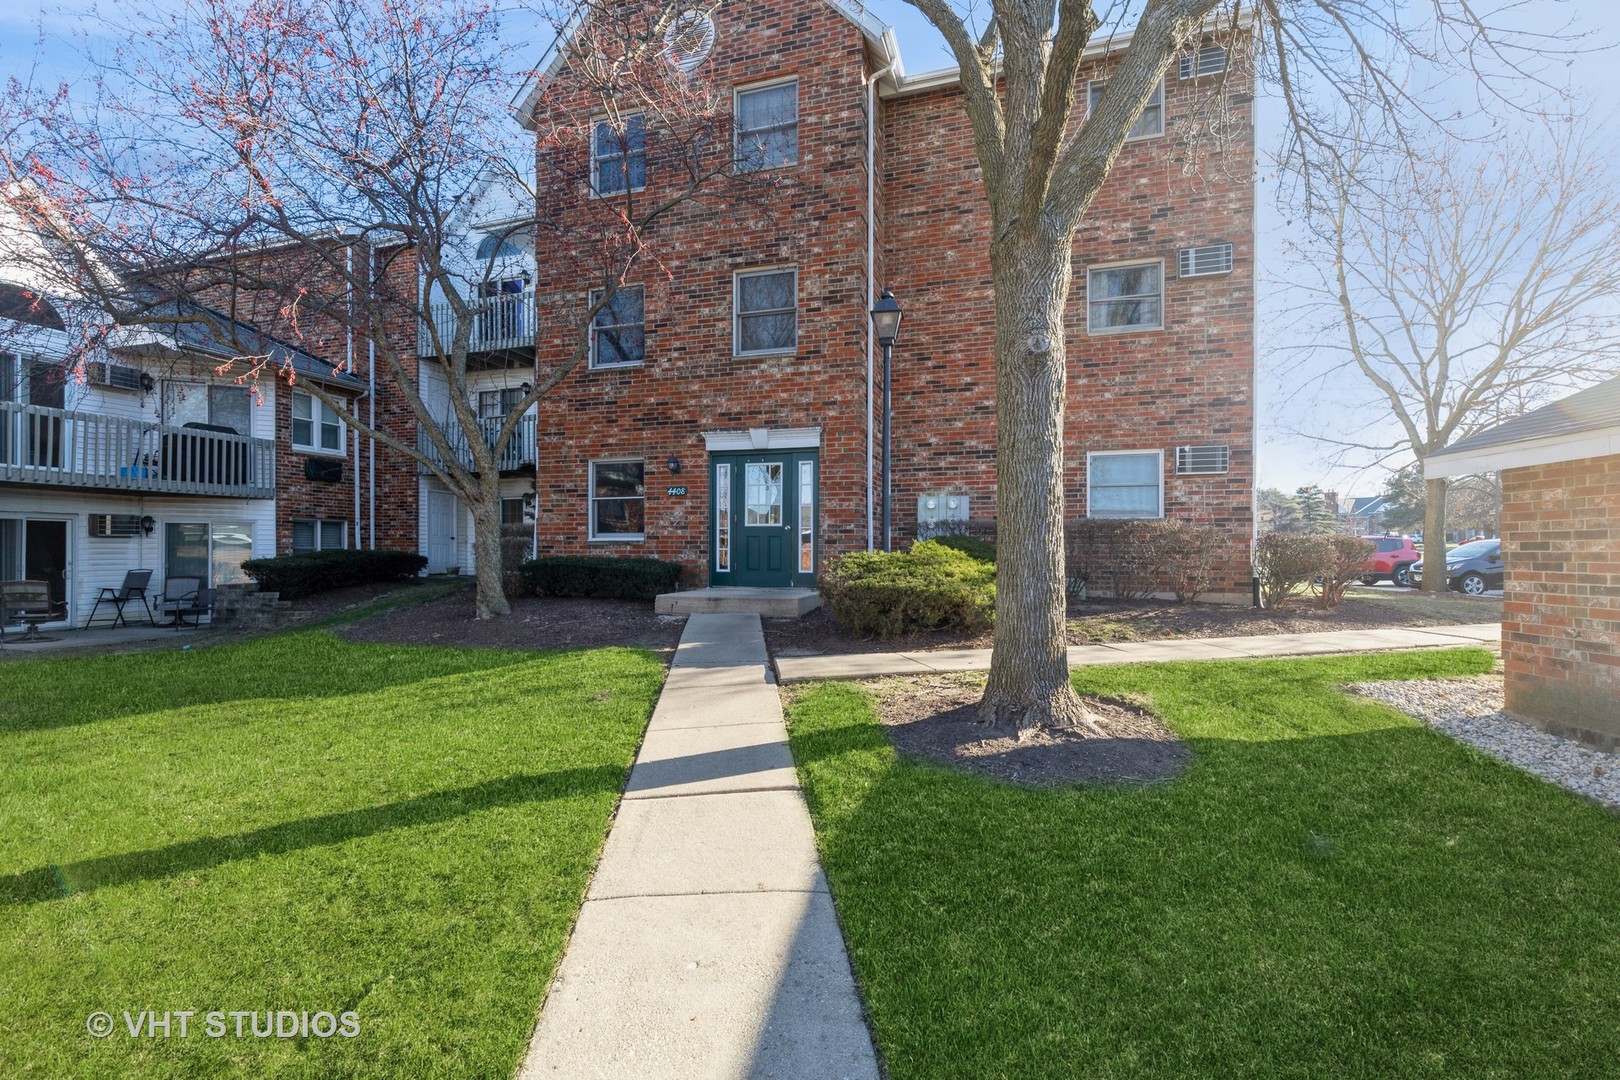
1, 766, 623, 907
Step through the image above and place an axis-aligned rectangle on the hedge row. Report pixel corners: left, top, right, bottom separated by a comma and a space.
820, 541, 995, 638
518, 556, 682, 600
1255, 533, 1376, 607
241, 549, 428, 600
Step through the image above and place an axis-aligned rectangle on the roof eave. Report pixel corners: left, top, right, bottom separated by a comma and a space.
1425, 426, 1620, 478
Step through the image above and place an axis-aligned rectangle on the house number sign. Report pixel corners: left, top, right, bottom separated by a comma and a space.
666, 485, 687, 496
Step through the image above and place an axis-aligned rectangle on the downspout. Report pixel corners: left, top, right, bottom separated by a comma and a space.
348, 244, 360, 547
866, 56, 896, 552
368, 245, 377, 549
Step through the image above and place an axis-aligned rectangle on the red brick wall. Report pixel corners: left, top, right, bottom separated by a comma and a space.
882, 51, 1255, 594
530, 8, 1255, 594
531, 1, 875, 582
1500, 453, 1620, 750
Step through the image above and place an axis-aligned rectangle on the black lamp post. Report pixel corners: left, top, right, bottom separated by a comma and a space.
870, 289, 903, 552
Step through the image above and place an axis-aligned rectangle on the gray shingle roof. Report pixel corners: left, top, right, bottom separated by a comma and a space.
134, 296, 364, 390
1432, 376, 1620, 459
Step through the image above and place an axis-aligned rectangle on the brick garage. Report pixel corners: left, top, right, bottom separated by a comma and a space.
1426, 377, 1620, 750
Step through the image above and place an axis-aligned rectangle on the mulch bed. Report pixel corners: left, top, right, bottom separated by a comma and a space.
864, 674, 1189, 787
766, 593, 1497, 658
335, 584, 685, 653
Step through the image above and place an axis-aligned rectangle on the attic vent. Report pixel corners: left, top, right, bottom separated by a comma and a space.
1179, 45, 1228, 79
88, 513, 143, 538
664, 10, 716, 73
1176, 445, 1230, 475
1179, 242, 1234, 278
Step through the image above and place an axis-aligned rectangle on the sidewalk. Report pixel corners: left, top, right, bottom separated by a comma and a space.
519, 613, 880, 1080
773, 622, 1502, 683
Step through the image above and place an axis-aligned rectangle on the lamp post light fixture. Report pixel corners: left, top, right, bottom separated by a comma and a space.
870, 289, 903, 552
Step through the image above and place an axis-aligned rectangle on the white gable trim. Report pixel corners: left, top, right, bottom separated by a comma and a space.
1425, 427, 1620, 478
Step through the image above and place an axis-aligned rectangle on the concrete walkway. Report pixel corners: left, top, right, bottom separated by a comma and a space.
520, 613, 880, 1080
774, 622, 1502, 683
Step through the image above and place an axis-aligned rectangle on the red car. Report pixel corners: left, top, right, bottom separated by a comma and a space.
1358, 535, 1421, 587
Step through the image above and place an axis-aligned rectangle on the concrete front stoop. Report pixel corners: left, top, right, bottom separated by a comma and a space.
655, 587, 821, 618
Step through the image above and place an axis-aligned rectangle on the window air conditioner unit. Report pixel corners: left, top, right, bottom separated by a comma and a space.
88, 513, 143, 538
1175, 445, 1230, 475
1179, 243, 1234, 278
1179, 45, 1228, 80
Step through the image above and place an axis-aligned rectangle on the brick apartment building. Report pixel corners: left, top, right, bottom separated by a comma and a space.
523, 0, 1256, 598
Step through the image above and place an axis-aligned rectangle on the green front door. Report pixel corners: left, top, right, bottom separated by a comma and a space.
710, 450, 818, 588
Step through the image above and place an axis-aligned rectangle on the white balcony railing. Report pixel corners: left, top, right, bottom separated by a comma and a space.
0, 401, 276, 498
418, 289, 536, 357
417, 414, 536, 475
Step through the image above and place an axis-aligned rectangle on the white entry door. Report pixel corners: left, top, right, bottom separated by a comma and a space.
427, 492, 458, 572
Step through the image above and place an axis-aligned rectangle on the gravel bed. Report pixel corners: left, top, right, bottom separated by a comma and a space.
1347, 674, 1619, 809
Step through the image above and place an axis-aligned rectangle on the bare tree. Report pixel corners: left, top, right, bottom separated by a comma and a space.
899, 0, 1562, 730
3, 0, 777, 619
1279, 119, 1620, 589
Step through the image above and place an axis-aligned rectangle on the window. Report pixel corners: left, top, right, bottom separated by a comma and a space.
1087, 451, 1163, 519
1087, 77, 1165, 141
291, 390, 344, 454
734, 268, 797, 355
478, 387, 526, 420
292, 518, 347, 553
591, 113, 647, 196
162, 381, 252, 434
1087, 261, 1163, 333
500, 498, 527, 526
589, 286, 646, 368
589, 460, 645, 540
475, 233, 523, 261
736, 80, 798, 171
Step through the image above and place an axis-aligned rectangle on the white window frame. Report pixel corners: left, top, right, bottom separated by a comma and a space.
1086, 258, 1165, 335
588, 285, 646, 369
1086, 75, 1165, 142
291, 389, 345, 455
734, 77, 799, 172
588, 458, 646, 542
291, 518, 347, 553
733, 267, 798, 357
590, 112, 647, 198
1086, 450, 1165, 520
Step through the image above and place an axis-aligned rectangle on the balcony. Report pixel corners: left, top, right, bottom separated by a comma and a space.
418, 288, 536, 365
0, 402, 276, 498
417, 413, 536, 475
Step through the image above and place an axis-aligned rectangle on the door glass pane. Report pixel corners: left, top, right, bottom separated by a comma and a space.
745, 462, 782, 526
715, 463, 731, 571
798, 460, 814, 573
166, 522, 210, 584
24, 520, 68, 609
163, 382, 209, 426
208, 385, 252, 434
211, 521, 254, 584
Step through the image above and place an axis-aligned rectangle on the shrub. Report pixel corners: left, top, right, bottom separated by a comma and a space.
241, 549, 428, 600
1254, 533, 1330, 607
821, 540, 995, 638
1315, 534, 1377, 608
518, 556, 682, 600
1065, 520, 1192, 602
930, 533, 997, 563
1159, 522, 1225, 604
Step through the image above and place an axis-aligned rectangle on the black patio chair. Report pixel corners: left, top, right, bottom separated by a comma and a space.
172, 587, 215, 630
85, 569, 155, 629
156, 576, 202, 627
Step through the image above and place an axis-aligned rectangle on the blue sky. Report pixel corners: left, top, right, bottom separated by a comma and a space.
4, 1, 1618, 502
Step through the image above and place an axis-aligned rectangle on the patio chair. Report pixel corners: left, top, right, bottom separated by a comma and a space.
156, 576, 202, 627
0, 579, 54, 643
85, 569, 155, 629
172, 587, 215, 630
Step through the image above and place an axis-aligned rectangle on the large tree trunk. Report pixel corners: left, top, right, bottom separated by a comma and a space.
1421, 476, 1449, 593
979, 231, 1102, 736
469, 487, 512, 619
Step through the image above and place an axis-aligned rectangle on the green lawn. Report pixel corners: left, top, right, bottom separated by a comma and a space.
787, 650, 1620, 1079
2, 631, 663, 1078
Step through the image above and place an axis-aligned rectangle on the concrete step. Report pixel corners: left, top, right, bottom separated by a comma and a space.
654, 587, 821, 618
